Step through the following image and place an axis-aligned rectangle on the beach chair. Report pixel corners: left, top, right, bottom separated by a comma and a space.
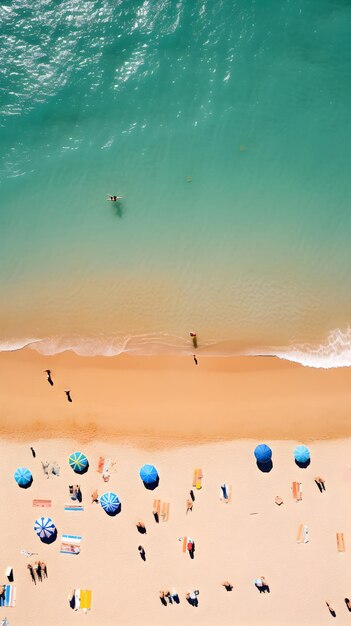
292, 482, 302, 501
337, 532, 345, 553
275, 496, 283, 506
193, 468, 203, 489
60, 534, 82, 555
161, 502, 170, 522
153, 499, 161, 517
33, 499, 51, 507
80, 589, 92, 612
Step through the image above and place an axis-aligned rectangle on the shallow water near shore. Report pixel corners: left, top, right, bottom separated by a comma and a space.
1, 0, 351, 365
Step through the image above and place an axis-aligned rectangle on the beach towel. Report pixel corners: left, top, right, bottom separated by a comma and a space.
60, 534, 82, 555
292, 482, 302, 501
153, 499, 161, 517
193, 468, 203, 489
75, 589, 81, 609
337, 532, 345, 553
182, 536, 187, 553
80, 589, 92, 610
64, 504, 84, 512
4, 585, 16, 607
97, 457, 105, 473
33, 499, 51, 508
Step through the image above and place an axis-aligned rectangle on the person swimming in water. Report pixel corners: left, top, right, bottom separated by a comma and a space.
107, 195, 122, 202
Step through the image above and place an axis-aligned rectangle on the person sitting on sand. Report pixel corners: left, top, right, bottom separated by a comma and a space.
136, 521, 146, 534
186, 498, 193, 514
222, 581, 233, 591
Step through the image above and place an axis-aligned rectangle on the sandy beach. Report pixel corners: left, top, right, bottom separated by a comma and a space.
0, 351, 351, 625
1, 349, 351, 443
1, 437, 351, 626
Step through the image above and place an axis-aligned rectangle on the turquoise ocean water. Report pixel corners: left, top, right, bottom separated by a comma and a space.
1, 0, 351, 366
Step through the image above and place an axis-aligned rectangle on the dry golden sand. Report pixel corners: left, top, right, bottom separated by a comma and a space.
0, 349, 351, 443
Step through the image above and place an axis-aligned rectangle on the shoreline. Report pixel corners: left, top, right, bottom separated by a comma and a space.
0, 349, 351, 445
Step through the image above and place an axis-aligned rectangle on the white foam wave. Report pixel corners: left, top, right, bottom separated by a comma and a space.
248, 328, 351, 369
0, 328, 351, 368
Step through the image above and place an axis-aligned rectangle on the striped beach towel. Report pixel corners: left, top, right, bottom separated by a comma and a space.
64, 504, 84, 512
4, 585, 16, 607
33, 499, 51, 507
60, 534, 82, 555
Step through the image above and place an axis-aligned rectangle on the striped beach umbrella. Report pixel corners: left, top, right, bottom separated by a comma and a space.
294, 445, 310, 464
34, 517, 56, 540
69, 452, 89, 473
14, 467, 32, 487
139, 464, 158, 484
100, 492, 120, 514
254, 444, 272, 463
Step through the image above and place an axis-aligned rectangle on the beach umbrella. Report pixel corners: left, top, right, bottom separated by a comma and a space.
100, 492, 120, 514
69, 452, 89, 473
139, 464, 158, 484
294, 445, 310, 463
254, 444, 272, 464
34, 517, 56, 540
14, 467, 32, 487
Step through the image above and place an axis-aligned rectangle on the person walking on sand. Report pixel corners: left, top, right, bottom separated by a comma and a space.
138, 546, 146, 561
186, 498, 193, 514
326, 602, 336, 617
27, 564, 36, 584
65, 390, 72, 403
30, 446, 36, 458
35, 562, 42, 582
41, 561, 47, 578
193, 354, 198, 365
45, 369, 54, 386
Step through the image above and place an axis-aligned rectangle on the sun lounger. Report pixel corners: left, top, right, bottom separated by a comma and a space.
193, 468, 203, 489
296, 524, 309, 543
33, 499, 51, 507
161, 502, 170, 522
4, 585, 16, 607
60, 534, 82, 555
292, 482, 302, 501
80, 589, 92, 611
64, 504, 84, 512
337, 532, 345, 553
153, 499, 161, 517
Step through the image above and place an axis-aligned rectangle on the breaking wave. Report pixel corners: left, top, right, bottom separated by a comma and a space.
1, 328, 351, 368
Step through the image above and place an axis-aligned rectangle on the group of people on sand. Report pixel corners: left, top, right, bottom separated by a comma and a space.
160, 589, 199, 606
27, 561, 47, 584
44, 369, 72, 402
41, 460, 60, 478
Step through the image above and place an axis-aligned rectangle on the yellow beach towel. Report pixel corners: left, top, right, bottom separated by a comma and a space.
80, 589, 92, 610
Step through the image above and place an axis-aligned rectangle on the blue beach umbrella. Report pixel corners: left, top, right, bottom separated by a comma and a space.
34, 517, 56, 540
14, 467, 32, 487
254, 444, 272, 464
100, 492, 120, 514
139, 464, 158, 484
294, 445, 310, 464
69, 452, 89, 474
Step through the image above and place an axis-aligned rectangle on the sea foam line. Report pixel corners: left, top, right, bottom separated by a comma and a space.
0, 328, 351, 368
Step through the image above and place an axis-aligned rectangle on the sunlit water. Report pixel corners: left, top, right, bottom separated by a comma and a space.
1, 0, 351, 366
